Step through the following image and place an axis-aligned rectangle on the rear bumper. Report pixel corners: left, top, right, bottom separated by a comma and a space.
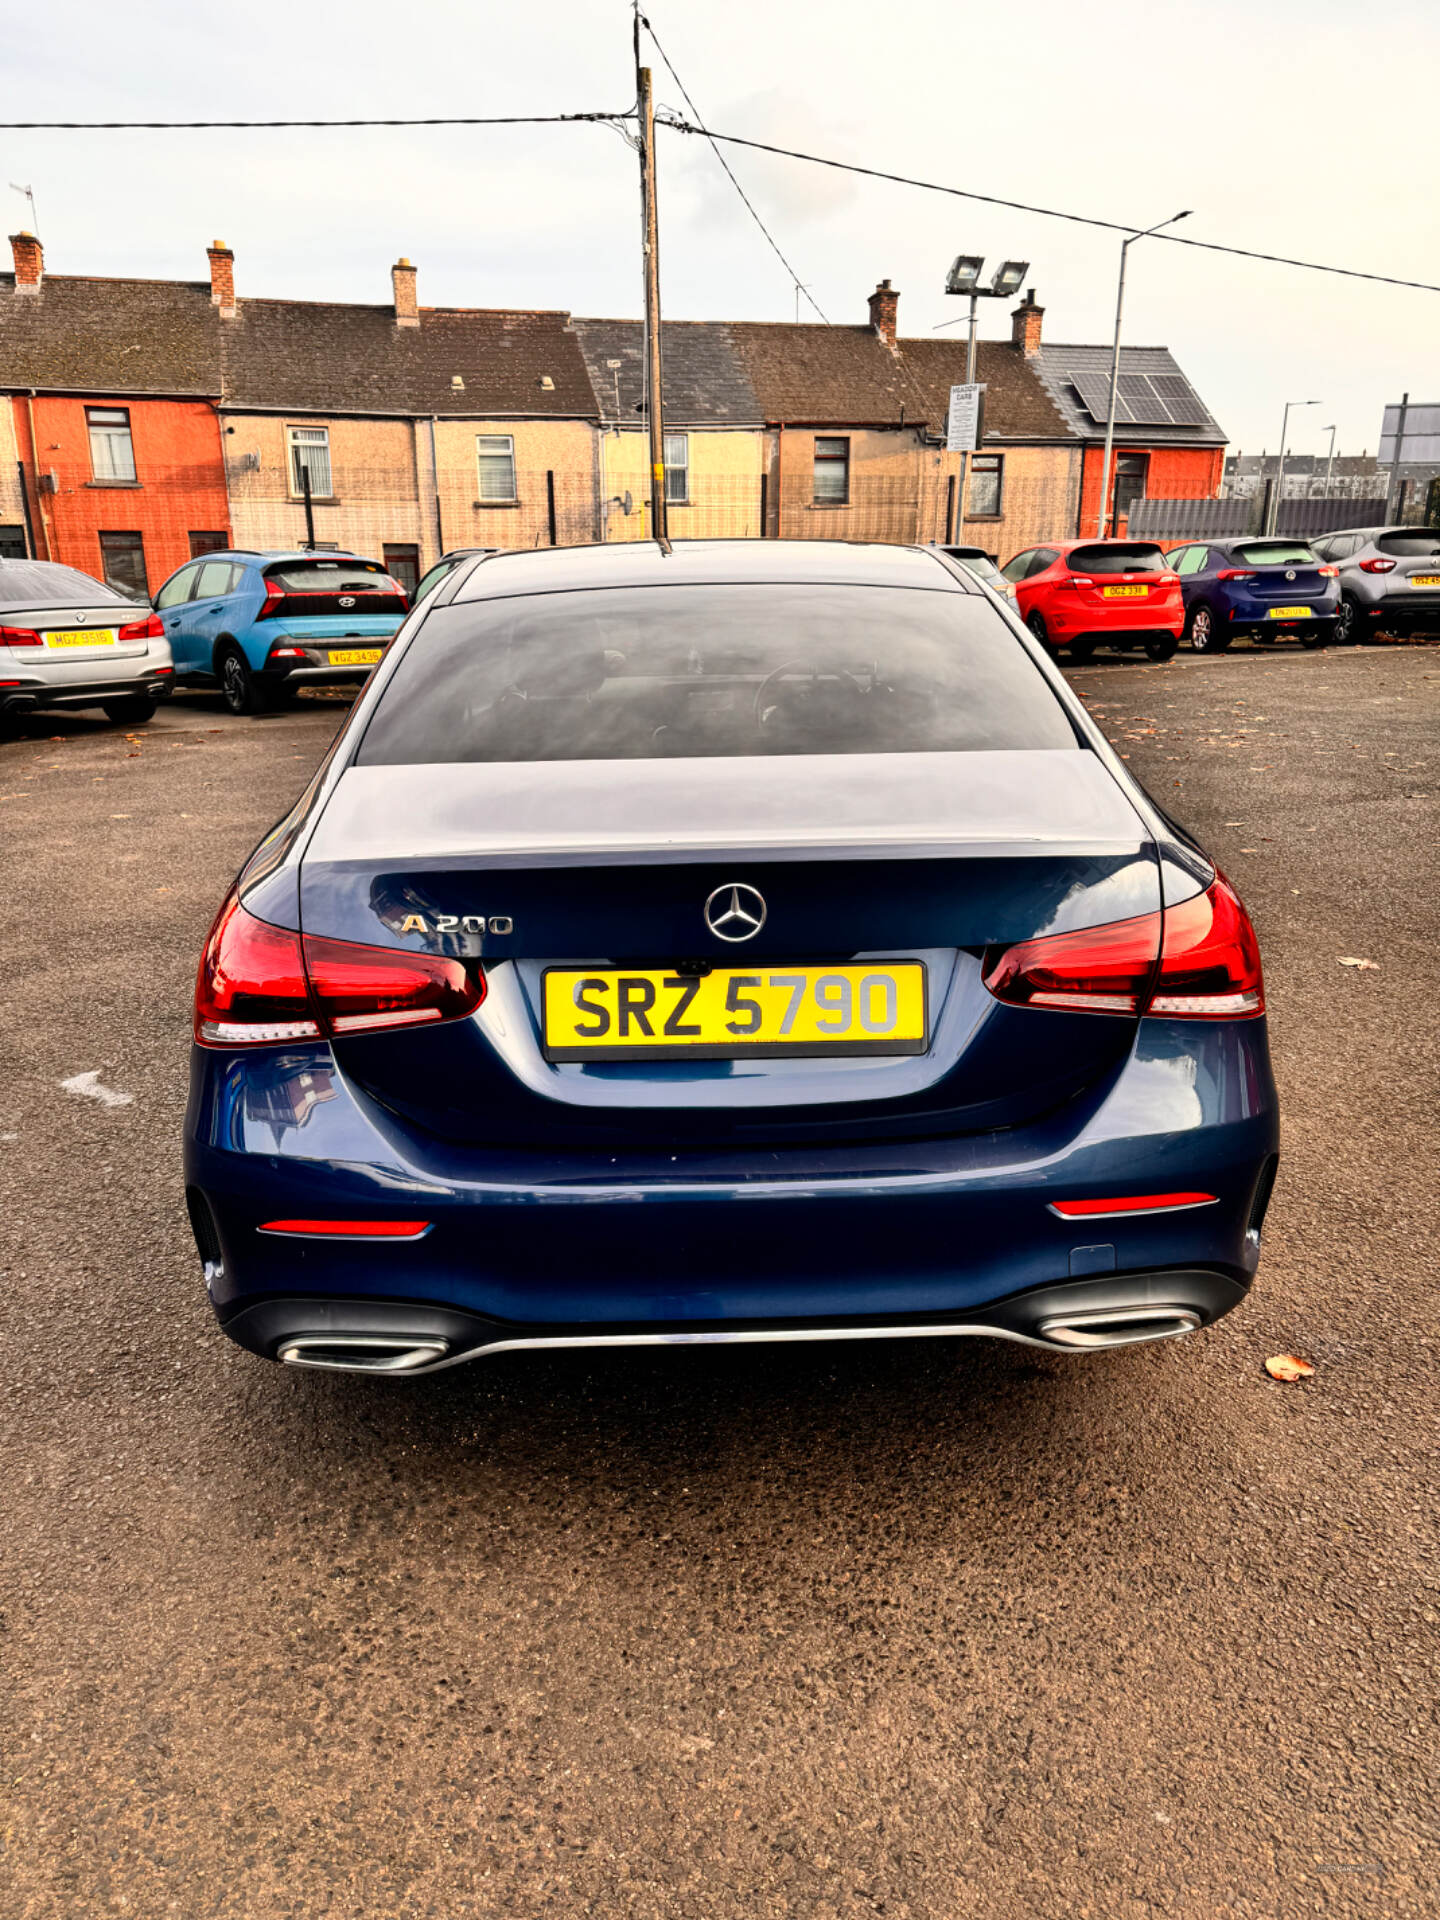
1043, 599, 1183, 636
185, 1018, 1280, 1361
1372, 593, 1440, 627
0, 672, 172, 713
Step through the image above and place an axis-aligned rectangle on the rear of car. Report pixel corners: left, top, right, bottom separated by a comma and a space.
933, 544, 1017, 605
0, 559, 173, 726
1321, 528, 1440, 640
183, 542, 1278, 1377
1176, 539, 1338, 651
242, 555, 409, 708
1012, 541, 1184, 661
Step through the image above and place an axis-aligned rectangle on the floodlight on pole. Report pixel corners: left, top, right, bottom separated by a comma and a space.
1095, 210, 1192, 537
945, 255, 984, 295
990, 259, 1029, 297
939, 251, 1033, 540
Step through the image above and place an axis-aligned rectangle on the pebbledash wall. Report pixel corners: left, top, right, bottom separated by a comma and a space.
221, 414, 429, 558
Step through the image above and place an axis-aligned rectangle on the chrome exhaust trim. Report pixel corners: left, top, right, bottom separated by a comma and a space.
276, 1335, 450, 1374
1036, 1306, 1201, 1349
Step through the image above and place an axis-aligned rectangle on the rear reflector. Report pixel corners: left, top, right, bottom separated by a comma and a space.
259, 1219, 433, 1239
195, 892, 485, 1047
983, 875, 1264, 1020
1049, 1193, 1218, 1219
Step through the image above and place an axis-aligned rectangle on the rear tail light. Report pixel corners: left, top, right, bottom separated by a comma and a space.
0, 623, 41, 647
118, 612, 164, 641
195, 893, 485, 1047
258, 1219, 432, 1239
267, 645, 305, 660
257, 583, 285, 619
1318, 565, 1339, 578
1359, 557, 1396, 574
1216, 569, 1256, 581
983, 875, 1264, 1020
1061, 575, 1096, 590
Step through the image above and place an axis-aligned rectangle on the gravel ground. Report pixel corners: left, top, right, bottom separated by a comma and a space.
1, 652, 1436, 1919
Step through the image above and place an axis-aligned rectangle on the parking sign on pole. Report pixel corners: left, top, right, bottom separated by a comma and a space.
946, 383, 984, 453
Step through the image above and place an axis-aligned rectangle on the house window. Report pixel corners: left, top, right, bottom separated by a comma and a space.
1111, 452, 1149, 530
188, 530, 230, 558
664, 433, 690, 505
813, 436, 850, 505
287, 426, 332, 499
0, 525, 26, 559
87, 408, 136, 483
476, 434, 517, 503
383, 543, 420, 596
98, 531, 148, 599
967, 454, 1003, 518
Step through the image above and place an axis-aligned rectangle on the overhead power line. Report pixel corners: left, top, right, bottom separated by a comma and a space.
636, 9, 830, 324
656, 118, 1440, 296
0, 112, 622, 130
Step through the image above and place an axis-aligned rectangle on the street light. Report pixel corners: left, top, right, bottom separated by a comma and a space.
1321, 424, 1338, 499
939, 255, 1031, 539
1267, 400, 1321, 534
1095, 210, 1191, 538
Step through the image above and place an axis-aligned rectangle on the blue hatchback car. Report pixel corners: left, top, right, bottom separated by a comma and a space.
184, 541, 1279, 1377
153, 550, 409, 713
1168, 537, 1339, 652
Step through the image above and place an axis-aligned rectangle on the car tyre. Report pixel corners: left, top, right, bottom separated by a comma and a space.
1186, 603, 1229, 653
101, 697, 155, 725
1300, 626, 1329, 650
1333, 595, 1361, 645
219, 646, 273, 716
1025, 610, 1054, 652
1066, 636, 1097, 662
1144, 634, 1179, 662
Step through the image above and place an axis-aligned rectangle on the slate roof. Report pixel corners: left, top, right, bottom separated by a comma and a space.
571, 318, 761, 427
0, 273, 219, 396
729, 324, 1072, 441
1033, 343, 1225, 446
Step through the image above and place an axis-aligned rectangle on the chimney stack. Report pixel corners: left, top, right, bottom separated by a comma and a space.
867, 278, 899, 347
9, 231, 43, 293
1011, 289, 1044, 356
207, 241, 236, 316
392, 256, 419, 327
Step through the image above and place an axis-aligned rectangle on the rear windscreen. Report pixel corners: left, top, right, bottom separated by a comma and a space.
0, 563, 132, 610
1377, 532, 1440, 557
1233, 542, 1316, 565
356, 583, 1079, 765
264, 560, 392, 591
1066, 544, 1166, 574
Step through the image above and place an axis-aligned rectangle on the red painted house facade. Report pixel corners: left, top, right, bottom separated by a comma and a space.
2, 232, 231, 595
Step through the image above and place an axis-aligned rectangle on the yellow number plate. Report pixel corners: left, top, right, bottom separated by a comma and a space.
1267, 606, 1311, 619
1410, 574, 1440, 588
328, 647, 383, 666
542, 963, 928, 1061
45, 628, 117, 648
1101, 585, 1147, 598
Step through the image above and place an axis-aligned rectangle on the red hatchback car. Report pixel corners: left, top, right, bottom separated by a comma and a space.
999, 540, 1184, 662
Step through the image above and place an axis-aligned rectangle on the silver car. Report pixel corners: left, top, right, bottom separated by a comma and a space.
1309, 526, 1440, 643
0, 560, 174, 726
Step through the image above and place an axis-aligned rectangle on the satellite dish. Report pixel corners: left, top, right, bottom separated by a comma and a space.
622, 490, 634, 516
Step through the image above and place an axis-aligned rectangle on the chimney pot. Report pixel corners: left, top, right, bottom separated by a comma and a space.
206, 241, 236, 316
1011, 288, 1044, 356
9, 230, 43, 293
392, 256, 419, 327
867, 278, 899, 347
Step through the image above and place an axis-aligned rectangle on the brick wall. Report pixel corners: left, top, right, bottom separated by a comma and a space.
221, 414, 430, 563
12, 395, 229, 589
1076, 443, 1225, 540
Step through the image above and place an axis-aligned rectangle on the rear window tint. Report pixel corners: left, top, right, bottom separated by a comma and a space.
0, 562, 132, 610
1233, 542, 1316, 565
264, 560, 391, 591
356, 583, 1078, 766
1377, 532, 1440, 557
1066, 544, 1167, 575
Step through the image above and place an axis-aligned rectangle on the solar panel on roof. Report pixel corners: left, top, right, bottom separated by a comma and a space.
1149, 373, 1211, 426
1116, 373, 1176, 425
1071, 369, 1133, 424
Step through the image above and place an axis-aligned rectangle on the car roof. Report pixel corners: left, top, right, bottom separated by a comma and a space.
195, 549, 375, 564
448, 539, 966, 601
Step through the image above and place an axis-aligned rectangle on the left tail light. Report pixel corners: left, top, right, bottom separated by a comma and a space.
195, 893, 485, 1047
0, 624, 41, 647
118, 612, 165, 641
983, 875, 1264, 1020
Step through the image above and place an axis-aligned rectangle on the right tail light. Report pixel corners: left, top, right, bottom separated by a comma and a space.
983, 875, 1264, 1020
1359, 558, 1396, 574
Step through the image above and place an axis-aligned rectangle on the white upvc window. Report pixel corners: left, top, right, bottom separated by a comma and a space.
476, 434, 517, 502
287, 425, 332, 499
664, 432, 690, 505
87, 408, 136, 482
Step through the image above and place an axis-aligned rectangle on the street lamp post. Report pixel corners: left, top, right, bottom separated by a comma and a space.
1266, 399, 1321, 534
1095, 210, 1191, 539
1321, 424, 1337, 498
940, 256, 1028, 541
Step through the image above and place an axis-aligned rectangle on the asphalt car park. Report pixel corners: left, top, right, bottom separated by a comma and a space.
1, 651, 1437, 1917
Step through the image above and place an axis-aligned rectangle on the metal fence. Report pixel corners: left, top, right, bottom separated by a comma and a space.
1128, 494, 1389, 542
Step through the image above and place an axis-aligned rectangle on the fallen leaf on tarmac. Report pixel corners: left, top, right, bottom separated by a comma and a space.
1265, 1354, 1315, 1382
1337, 957, 1380, 971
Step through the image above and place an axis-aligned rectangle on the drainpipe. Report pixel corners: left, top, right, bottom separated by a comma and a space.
774, 424, 784, 537
428, 416, 444, 557
24, 391, 53, 560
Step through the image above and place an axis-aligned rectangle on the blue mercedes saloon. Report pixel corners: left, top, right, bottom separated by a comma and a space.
184, 540, 1279, 1376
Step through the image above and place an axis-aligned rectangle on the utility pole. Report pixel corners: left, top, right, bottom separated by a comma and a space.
1321, 424, 1337, 498
1096, 210, 1190, 538
1385, 392, 1409, 523
636, 53, 669, 547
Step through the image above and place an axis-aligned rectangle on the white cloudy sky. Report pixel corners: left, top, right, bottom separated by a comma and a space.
7, 0, 1436, 452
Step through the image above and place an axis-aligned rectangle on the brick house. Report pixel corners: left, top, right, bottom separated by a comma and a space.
1, 232, 231, 595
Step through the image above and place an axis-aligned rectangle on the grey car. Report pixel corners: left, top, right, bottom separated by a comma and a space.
0, 559, 174, 726
1309, 525, 1440, 643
